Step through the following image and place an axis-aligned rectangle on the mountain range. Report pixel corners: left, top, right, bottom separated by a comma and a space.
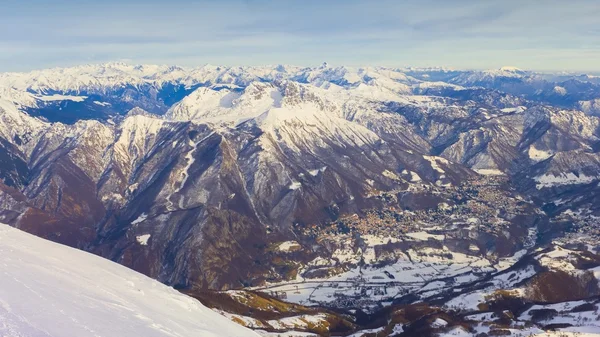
1, 63, 600, 336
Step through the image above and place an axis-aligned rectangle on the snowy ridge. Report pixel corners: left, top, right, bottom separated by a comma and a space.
0, 63, 422, 97
449, 66, 532, 87
0, 224, 258, 337
0, 88, 47, 146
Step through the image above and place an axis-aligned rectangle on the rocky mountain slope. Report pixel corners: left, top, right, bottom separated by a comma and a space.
1, 63, 600, 335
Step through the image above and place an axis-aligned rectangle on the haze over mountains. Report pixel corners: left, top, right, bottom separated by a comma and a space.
2, 62, 600, 336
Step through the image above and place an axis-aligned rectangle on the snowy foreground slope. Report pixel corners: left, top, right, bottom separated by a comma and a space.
0, 224, 258, 337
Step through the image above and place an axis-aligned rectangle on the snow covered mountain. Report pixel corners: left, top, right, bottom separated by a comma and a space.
2, 62, 600, 336
0, 223, 258, 337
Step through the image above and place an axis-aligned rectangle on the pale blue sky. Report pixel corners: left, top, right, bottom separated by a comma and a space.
1, 0, 599, 72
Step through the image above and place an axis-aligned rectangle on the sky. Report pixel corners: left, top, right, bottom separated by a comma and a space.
1, 0, 599, 72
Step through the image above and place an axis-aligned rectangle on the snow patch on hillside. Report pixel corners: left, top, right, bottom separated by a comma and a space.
136, 234, 151, 245
474, 168, 505, 176
528, 146, 553, 162
534, 172, 597, 189
424, 156, 448, 174
278, 241, 301, 252
36, 94, 87, 102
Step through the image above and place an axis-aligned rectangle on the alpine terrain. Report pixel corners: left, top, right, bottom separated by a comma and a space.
1, 63, 600, 336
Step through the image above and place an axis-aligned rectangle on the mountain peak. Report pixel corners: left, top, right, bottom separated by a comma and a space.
499, 66, 524, 72
125, 107, 154, 118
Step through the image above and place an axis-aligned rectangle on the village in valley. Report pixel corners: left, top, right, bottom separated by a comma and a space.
254, 175, 541, 312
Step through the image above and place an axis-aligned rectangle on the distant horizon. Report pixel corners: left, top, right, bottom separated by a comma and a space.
2, 61, 600, 76
1, 1, 599, 73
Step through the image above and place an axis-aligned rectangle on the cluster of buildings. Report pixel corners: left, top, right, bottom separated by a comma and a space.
297, 175, 533, 243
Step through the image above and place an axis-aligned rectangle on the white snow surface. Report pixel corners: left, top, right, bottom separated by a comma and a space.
0, 224, 259, 337
278, 241, 301, 252
423, 155, 448, 174
474, 168, 505, 176
136, 234, 151, 246
35, 94, 87, 102
528, 145, 553, 162
534, 172, 597, 189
